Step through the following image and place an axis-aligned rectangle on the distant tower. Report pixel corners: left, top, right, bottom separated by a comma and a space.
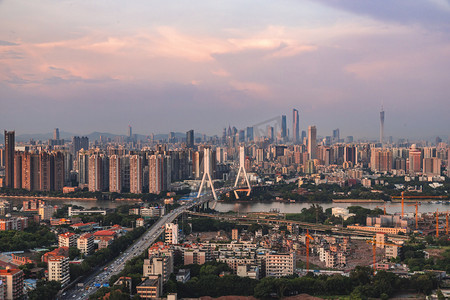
4, 131, 15, 188
233, 146, 251, 199
380, 107, 385, 145
128, 125, 132, 138
292, 109, 299, 143
53, 128, 60, 140
308, 126, 317, 160
197, 148, 217, 201
186, 130, 194, 148
281, 115, 287, 140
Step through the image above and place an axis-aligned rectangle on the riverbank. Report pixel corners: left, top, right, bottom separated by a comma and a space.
0, 195, 145, 202
0, 195, 97, 201
332, 199, 385, 203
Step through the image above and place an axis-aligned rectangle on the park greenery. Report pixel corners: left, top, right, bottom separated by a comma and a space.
285, 205, 383, 226
0, 222, 56, 251
27, 280, 61, 300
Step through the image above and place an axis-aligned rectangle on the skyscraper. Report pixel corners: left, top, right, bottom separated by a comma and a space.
332, 129, 340, 143
186, 130, 194, 148
4, 131, 15, 188
54, 128, 60, 140
308, 126, 317, 160
89, 153, 104, 192
281, 115, 287, 140
149, 154, 171, 194
380, 106, 385, 145
246, 127, 254, 142
109, 155, 121, 193
292, 109, 299, 143
130, 155, 143, 194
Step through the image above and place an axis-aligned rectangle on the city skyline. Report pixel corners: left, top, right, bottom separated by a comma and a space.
1, 1, 450, 138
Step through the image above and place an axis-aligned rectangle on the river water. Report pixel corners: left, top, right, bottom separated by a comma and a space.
214, 201, 450, 215
3, 197, 449, 215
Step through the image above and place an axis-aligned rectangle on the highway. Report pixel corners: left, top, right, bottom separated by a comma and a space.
61, 194, 212, 300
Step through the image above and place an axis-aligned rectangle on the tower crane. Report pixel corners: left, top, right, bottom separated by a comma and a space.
366, 237, 402, 275
305, 229, 314, 273
406, 201, 421, 230
391, 191, 446, 218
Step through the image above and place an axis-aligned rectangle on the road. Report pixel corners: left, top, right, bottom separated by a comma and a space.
61, 194, 212, 300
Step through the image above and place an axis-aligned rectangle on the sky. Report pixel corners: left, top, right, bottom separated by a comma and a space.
1, 0, 450, 140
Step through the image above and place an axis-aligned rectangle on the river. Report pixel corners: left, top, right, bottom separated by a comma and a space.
3, 197, 449, 215
214, 201, 450, 215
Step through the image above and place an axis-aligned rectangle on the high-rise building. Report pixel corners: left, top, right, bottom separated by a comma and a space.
48, 256, 70, 287
370, 148, 393, 172
423, 157, 441, 176
39, 152, 53, 192
109, 155, 121, 193
332, 129, 340, 143
281, 115, 287, 140
89, 153, 104, 192
77, 151, 89, 187
246, 127, 254, 142
186, 130, 194, 148
408, 145, 422, 174
344, 145, 357, 165
53, 128, 60, 140
149, 154, 171, 194
53, 151, 65, 191
0, 268, 24, 300
130, 155, 143, 194
4, 131, 15, 188
380, 107, 385, 145
308, 126, 317, 160
13, 152, 22, 189
128, 125, 132, 138
292, 109, 299, 143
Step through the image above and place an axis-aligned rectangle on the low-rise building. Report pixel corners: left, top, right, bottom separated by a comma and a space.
237, 264, 260, 279
176, 269, 190, 283
136, 275, 161, 299
265, 252, 295, 278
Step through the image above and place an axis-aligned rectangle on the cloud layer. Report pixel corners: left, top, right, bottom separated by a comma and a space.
0, 0, 449, 139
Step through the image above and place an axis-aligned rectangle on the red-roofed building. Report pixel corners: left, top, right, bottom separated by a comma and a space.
70, 222, 98, 232
41, 247, 69, 263
94, 230, 116, 249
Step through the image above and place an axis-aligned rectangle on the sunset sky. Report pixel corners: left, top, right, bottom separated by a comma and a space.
1, 0, 449, 139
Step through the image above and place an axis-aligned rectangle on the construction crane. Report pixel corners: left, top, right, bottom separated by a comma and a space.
376, 204, 387, 215
305, 229, 314, 273
391, 191, 446, 218
366, 237, 402, 275
434, 209, 449, 238
406, 201, 421, 230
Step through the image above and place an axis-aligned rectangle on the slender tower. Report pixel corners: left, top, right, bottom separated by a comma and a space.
197, 148, 217, 201
233, 146, 251, 199
292, 109, 299, 143
4, 131, 15, 188
380, 106, 385, 145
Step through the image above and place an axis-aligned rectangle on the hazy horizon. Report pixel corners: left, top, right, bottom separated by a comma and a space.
1, 1, 449, 139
